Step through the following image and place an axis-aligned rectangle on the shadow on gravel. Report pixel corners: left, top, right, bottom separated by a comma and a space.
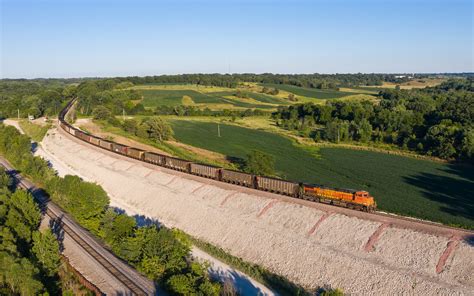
463, 235, 474, 247
110, 206, 163, 228
49, 214, 66, 252
31, 141, 38, 153
209, 269, 264, 296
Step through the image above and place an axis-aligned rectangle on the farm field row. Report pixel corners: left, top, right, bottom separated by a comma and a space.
132, 83, 378, 111
140, 89, 280, 110
169, 119, 474, 229
258, 83, 371, 99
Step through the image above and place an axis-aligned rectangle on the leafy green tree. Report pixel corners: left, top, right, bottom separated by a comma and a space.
0, 227, 18, 255
326, 119, 350, 143
138, 256, 166, 281
5, 190, 41, 243
166, 274, 195, 295
199, 280, 221, 296
32, 229, 61, 276
357, 119, 373, 142
123, 119, 138, 134
92, 105, 112, 120
245, 150, 275, 176
47, 175, 109, 234
142, 117, 174, 142
0, 252, 46, 295
0, 168, 12, 189
460, 128, 474, 160
101, 210, 136, 246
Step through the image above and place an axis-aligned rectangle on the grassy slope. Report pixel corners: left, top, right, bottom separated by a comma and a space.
138, 85, 288, 110
170, 119, 474, 229
141, 89, 227, 107
18, 120, 51, 142
259, 83, 361, 99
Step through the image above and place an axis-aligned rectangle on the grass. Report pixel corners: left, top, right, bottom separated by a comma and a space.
141, 89, 227, 107
259, 83, 360, 99
96, 120, 233, 169
170, 119, 474, 229
190, 237, 310, 296
18, 120, 51, 142
140, 87, 284, 110
362, 78, 446, 90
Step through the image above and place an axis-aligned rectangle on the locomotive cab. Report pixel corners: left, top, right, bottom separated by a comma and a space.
354, 191, 376, 211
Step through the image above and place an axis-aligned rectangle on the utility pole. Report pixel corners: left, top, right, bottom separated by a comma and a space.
17, 109, 20, 119
217, 123, 221, 137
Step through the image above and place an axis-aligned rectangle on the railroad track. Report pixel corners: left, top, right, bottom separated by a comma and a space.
371, 211, 474, 239
0, 158, 155, 296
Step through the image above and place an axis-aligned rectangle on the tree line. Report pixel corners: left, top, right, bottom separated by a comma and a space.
272, 79, 473, 162
0, 123, 224, 295
0, 168, 62, 294
0, 80, 72, 119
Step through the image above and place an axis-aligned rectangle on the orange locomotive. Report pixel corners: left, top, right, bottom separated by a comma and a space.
302, 184, 376, 212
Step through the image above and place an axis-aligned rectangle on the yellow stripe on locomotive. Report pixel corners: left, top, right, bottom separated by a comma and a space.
303, 185, 376, 211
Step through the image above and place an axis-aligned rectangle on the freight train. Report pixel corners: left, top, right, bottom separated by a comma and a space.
58, 99, 377, 212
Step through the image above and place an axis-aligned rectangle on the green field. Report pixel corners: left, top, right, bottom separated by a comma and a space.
141, 89, 282, 109
141, 89, 227, 107
170, 120, 474, 229
260, 83, 367, 99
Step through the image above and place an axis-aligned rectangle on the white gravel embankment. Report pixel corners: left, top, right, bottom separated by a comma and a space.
38, 128, 474, 295
37, 129, 275, 295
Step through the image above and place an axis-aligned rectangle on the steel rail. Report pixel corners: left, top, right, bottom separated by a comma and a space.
0, 159, 154, 295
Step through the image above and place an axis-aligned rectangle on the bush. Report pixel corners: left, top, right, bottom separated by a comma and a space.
244, 150, 275, 176
92, 106, 111, 120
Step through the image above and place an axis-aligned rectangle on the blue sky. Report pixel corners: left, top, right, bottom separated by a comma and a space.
1, 0, 472, 78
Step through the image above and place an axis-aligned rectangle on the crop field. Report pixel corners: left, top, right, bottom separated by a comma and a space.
259, 83, 363, 99
170, 119, 474, 229
139, 85, 288, 110
141, 89, 227, 107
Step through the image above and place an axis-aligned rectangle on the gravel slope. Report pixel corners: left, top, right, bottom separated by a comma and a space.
39, 127, 474, 295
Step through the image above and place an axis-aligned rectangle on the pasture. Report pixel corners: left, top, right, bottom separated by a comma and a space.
169, 119, 474, 229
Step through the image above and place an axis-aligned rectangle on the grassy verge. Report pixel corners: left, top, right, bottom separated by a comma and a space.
190, 237, 311, 296
95, 120, 237, 169
19, 120, 51, 142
